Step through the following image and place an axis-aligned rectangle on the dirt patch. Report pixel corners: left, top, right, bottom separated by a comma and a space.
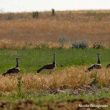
0, 98, 109, 110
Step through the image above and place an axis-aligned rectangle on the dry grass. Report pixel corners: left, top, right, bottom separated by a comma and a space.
0, 67, 110, 92
0, 10, 110, 48
0, 40, 70, 49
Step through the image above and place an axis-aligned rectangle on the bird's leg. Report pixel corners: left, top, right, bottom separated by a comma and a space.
49, 69, 53, 74
49, 70, 52, 74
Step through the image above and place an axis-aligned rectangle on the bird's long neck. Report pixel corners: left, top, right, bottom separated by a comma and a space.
16, 58, 19, 67
97, 54, 100, 64
53, 54, 56, 66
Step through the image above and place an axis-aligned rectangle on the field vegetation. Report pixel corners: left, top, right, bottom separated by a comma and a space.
0, 48, 109, 73
0, 10, 110, 110
0, 10, 110, 48
0, 67, 110, 92
0, 48, 109, 110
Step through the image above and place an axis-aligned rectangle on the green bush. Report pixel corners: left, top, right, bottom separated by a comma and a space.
72, 40, 88, 49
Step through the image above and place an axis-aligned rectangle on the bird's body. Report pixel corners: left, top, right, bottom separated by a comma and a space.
2, 58, 20, 76
87, 53, 102, 71
87, 64, 101, 71
37, 53, 56, 73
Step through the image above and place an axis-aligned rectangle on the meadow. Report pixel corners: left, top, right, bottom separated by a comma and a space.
0, 48, 109, 109
0, 48, 110, 73
0, 10, 110, 47
0, 10, 110, 110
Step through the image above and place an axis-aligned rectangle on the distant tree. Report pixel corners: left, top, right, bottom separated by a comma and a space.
32, 11, 39, 18
51, 9, 55, 16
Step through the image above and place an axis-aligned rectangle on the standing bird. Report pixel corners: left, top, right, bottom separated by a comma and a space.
2, 58, 20, 76
37, 53, 56, 73
87, 53, 102, 71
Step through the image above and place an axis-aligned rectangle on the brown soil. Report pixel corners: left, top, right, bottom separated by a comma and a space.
0, 98, 109, 110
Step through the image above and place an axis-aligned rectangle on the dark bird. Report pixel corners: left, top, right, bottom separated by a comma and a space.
37, 53, 56, 73
2, 58, 20, 76
87, 53, 102, 71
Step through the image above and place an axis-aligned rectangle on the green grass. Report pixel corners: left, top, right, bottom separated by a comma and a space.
0, 91, 109, 110
0, 90, 110, 104
0, 48, 110, 73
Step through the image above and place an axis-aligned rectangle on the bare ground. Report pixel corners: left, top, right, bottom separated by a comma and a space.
0, 98, 109, 110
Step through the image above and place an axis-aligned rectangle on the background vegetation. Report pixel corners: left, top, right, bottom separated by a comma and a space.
0, 10, 110, 48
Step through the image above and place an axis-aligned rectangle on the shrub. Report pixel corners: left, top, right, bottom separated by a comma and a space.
72, 40, 88, 49
92, 42, 104, 49
51, 9, 55, 16
6, 13, 13, 20
58, 35, 68, 48
32, 11, 39, 18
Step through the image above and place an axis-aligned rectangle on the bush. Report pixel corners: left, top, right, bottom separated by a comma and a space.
72, 40, 88, 49
32, 11, 39, 18
51, 9, 55, 16
92, 42, 104, 49
6, 13, 13, 20
58, 35, 68, 48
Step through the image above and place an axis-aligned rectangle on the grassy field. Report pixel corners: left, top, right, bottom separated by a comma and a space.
0, 10, 110, 110
0, 67, 110, 92
0, 10, 110, 48
0, 48, 109, 109
0, 92, 109, 110
0, 48, 109, 92
0, 48, 110, 73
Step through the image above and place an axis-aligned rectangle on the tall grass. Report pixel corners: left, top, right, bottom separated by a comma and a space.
0, 11, 110, 46
0, 67, 110, 92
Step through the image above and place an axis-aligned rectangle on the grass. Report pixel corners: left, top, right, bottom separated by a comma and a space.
0, 93, 109, 110
0, 90, 110, 104
0, 10, 110, 47
0, 48, 110, 92
0, 67, 110, 92
0, 48, 109, 109
0, 10, 110, 109
0, 92, 75, 103
0, 48, 110, 73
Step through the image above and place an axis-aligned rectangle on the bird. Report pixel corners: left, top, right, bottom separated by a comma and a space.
2, 58, 20, 76
87, 53, 102, 71
37, 53, 56, 73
